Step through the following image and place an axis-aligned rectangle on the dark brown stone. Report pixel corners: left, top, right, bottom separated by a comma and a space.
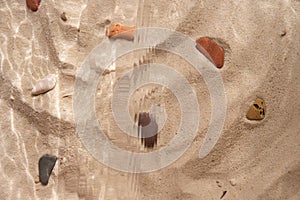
196, 37, 225, 68
60, 12, 67, 22
26, 0, 41, 12
138, 112, 158, 148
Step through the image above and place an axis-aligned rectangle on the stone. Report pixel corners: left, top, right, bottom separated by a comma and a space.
60, 12, 67, 22
104, 19, 111, 25
229, 178, 237, 186
38, 154, 57, 185
34, 175, 40, 184
102, 69, 116, 76
196, 37, 225, 68
138, 112, 158, 148
31, 74, 56, 96
246, 98, 266, 120
26, 0, 41, 12
108, 23, 136, 41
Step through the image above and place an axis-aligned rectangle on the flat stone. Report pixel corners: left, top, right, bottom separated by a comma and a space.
108, 23, 136, 41
196, 37, 225, 68
246, 98, 266, 120
38, 154, 57, 185
60, 12, 67, 21
26, 0, 41, 12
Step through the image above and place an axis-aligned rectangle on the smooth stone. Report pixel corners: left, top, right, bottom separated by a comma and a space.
38, 154, 57, 185
246, 98, 266, 120
229, 178, 237, 186
31, 74, 56, 96
60, 12, 67, 21
196, 37, 225, 68
26, 0, 41, 12
34, 175, 40, 184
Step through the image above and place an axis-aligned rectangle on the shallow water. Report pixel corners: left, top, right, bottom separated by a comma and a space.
0, 0, 299, 199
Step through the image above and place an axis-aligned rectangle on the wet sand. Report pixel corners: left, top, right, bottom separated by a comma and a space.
0, 0, 299, 199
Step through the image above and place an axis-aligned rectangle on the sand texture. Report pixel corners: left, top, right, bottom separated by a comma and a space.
0, 0, 300, 199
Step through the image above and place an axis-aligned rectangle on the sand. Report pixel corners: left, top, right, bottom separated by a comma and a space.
0, 0, 299, 199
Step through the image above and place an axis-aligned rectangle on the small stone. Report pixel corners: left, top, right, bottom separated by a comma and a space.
108, 23, 136, 41
196, 37, 225, 68
104, 19, 111, 25
10, 95, 14, 101
31, 74, 56, 96
34, 175, 40, 184
60, 12, 67, 22
26, 0, 41, 12
38, 154, 57, 185
246, 98, 266, 120
229, 178, 237, 186
280, 30, 286, 37
102, 69, 116, 76
138, 112, 158, 148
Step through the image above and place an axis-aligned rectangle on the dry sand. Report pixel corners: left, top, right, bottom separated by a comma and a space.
0, 0, 300, 199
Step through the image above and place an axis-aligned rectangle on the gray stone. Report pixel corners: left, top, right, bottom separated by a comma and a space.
38, 154, 57, 185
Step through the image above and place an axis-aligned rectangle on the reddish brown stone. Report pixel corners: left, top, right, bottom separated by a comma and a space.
196, 37, 224, 68
26, 0, 41, 12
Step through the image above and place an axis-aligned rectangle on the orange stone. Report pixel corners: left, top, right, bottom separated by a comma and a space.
108, 23, 136, 41
26, 0, 41, 12
196, 37, 224, 68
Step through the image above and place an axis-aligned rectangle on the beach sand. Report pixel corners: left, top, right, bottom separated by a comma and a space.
0, 0, 299, 199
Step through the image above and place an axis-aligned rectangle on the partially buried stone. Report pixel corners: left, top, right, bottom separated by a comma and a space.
196, 37, 224, 68
38, 154, 57, 185
61, 12, 67, 21
246, 98, 266, 120
26, 0, 41, 12
138, 112, 158, 148
229, 178, 237, 186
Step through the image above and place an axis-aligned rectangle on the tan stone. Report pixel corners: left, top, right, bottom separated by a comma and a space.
34, 175, 40, 184
246, 98, 266, 120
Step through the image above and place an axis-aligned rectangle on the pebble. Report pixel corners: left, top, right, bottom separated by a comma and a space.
196, 37, 225, 68
38, 154, 57, 185
229, 178, 237, 186
246, 98, 266, 120
138, 112, 158, 148
60, 12, 67, 21
26, 0, 41, 12
34, 175, 40, 184
108, 23, 136, 41
31, 74, 56, 96
104, 19, 111, 25
280, 30, 287, 37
